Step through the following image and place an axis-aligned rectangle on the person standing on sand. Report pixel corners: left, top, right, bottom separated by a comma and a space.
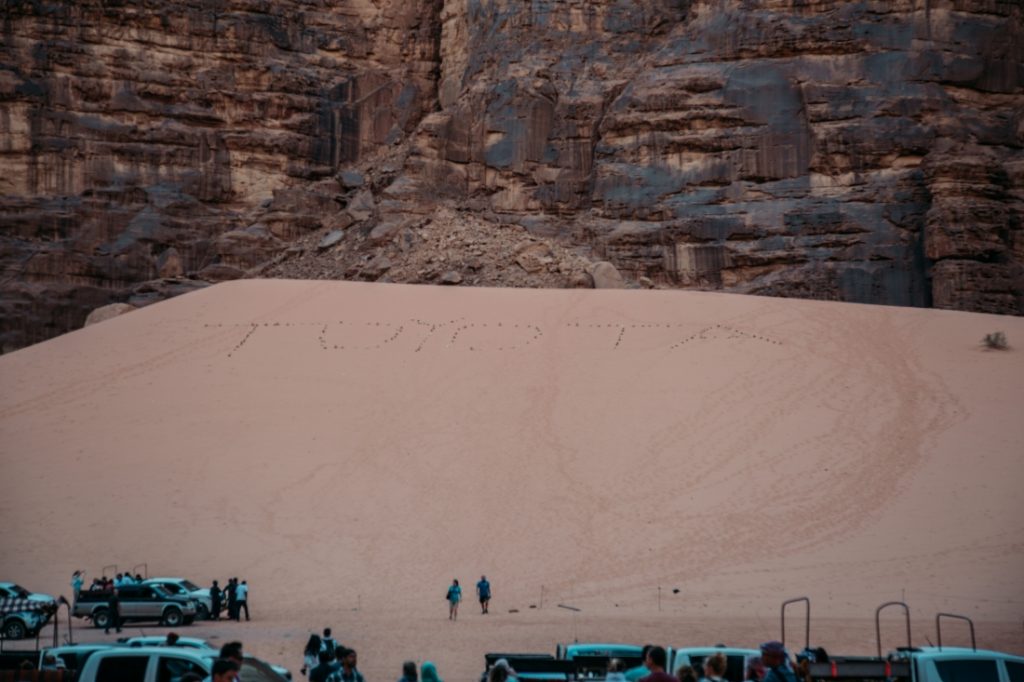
210, 580, 222, 620
104, 589, 122, 634
236, 579, 250, 621
421, 662, 442, 682
638, 646, 674, 682
225, 578, 238, 620
71, 570, 84, 602
446, 579, 462, 620
327, 648, 365, 682
476, 575, 491, 614
398, 660, 418, 682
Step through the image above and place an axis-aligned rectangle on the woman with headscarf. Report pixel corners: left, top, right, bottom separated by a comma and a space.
421, 662, 442, 682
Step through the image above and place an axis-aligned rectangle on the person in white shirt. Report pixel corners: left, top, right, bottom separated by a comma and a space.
236, 580, 250, 621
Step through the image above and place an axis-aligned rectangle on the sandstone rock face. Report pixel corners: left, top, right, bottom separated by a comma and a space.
0, 0, 442, 351
2, 0, 1021, 350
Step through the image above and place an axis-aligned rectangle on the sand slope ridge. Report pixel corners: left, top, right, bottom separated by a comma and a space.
1, 280, 1022, 678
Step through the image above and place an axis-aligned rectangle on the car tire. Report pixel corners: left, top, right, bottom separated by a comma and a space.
92, 609, 110, 630
162, 607, 183, 627
195, 603, 210, 620
2, 619, 27, 640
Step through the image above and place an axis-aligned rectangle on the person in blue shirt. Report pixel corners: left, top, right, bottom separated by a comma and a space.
476, 575, 491, 614
446, 579, 462, 620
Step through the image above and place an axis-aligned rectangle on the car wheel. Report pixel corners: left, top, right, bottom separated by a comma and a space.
195, 603, 210, 620
162, 607, 183, 627
2, 619, 26, 639
92, 609, 110, 630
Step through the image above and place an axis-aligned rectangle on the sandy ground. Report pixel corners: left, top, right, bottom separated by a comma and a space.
1, 280, 1022, 679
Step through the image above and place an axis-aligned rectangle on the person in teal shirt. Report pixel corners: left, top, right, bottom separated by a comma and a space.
446, 579, 462, 620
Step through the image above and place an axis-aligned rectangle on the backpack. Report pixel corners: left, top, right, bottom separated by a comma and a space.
445, 587, 452, 600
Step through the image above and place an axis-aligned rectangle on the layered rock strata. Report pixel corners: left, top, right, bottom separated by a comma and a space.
1, 0, 1021, 350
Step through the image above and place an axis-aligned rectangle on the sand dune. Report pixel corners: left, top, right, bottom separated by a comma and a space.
1, 280, 1022, 679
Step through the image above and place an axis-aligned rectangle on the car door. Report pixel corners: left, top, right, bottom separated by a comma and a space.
156, 653, 206, 682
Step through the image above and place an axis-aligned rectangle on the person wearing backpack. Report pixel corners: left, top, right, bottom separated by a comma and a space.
446, 579, 462, 620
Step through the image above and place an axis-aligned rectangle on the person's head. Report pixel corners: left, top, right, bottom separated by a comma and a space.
242, 580, 247, 585
645, 646, 667, 672
760, 642, 786, 669
745, 656, 765, 680
640, 645, 655, 667
220, 641, 243, 664
212, 658, 240, 682
421, 661, 440, 682
166, 632, 180, 646
453, 578, 459, 586
608, 659, 625, 674
488, 664, 508, 682
403, 660, 418, 681
704, 653, 727, 678
342, 648, 357, 669
481, 575, 486, 581
41, 654, 58, 668
323, 627, 332, 638
674, 665, 697, 682
213, 580, 219, 587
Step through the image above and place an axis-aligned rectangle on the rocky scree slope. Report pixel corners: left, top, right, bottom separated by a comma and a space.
0, 0, 1021, 351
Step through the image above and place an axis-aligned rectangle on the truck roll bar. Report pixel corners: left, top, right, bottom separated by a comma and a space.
875, 601, 912, 657
781, 596, 810, 651
936, 612, 975, 651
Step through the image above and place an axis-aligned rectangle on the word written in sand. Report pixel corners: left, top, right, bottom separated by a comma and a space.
205, 320, 783, 358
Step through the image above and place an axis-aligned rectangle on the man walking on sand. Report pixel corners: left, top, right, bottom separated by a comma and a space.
476, 575, 491, 614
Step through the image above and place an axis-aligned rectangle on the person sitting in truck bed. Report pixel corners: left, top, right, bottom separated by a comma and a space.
639, 646, 674, 682
759, 642, 809, 682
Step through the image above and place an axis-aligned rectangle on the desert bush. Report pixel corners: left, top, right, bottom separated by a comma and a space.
983, 331, 1008, 350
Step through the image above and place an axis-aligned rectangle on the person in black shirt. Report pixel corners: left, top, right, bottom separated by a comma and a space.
210, 580, 222, 620
104, 589, 122, 634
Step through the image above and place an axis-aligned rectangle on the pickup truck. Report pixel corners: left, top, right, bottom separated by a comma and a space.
141, 578, 213, 620
0, 582, 57, 639
75, 646, 287, 682
804, 647, 1024, 681
668, 646, 759, 680
72, 585, 197, 628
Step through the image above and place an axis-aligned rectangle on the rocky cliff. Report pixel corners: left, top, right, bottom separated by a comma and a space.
2, 0, 1021, 350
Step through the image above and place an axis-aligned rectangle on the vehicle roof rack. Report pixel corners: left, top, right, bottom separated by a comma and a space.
781, 596, 810, 651
936, 612, 976, 651
875, 601, 912, 658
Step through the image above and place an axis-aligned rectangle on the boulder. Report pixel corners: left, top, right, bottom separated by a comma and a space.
84, 303, 136, 327
590, 262, 625, 289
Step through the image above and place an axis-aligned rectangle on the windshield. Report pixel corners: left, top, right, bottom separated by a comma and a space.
181, 580, 201, 592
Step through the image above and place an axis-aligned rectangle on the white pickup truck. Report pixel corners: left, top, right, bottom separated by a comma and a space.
805, 647, 1024, 682
75, 646, 287, 682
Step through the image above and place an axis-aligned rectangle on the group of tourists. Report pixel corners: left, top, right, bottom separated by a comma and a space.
210, 577, 250, 621
445, 575, 490, 620
301, 628, 369, 682
71, 570, 145, 593
597, 642, 810, 682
